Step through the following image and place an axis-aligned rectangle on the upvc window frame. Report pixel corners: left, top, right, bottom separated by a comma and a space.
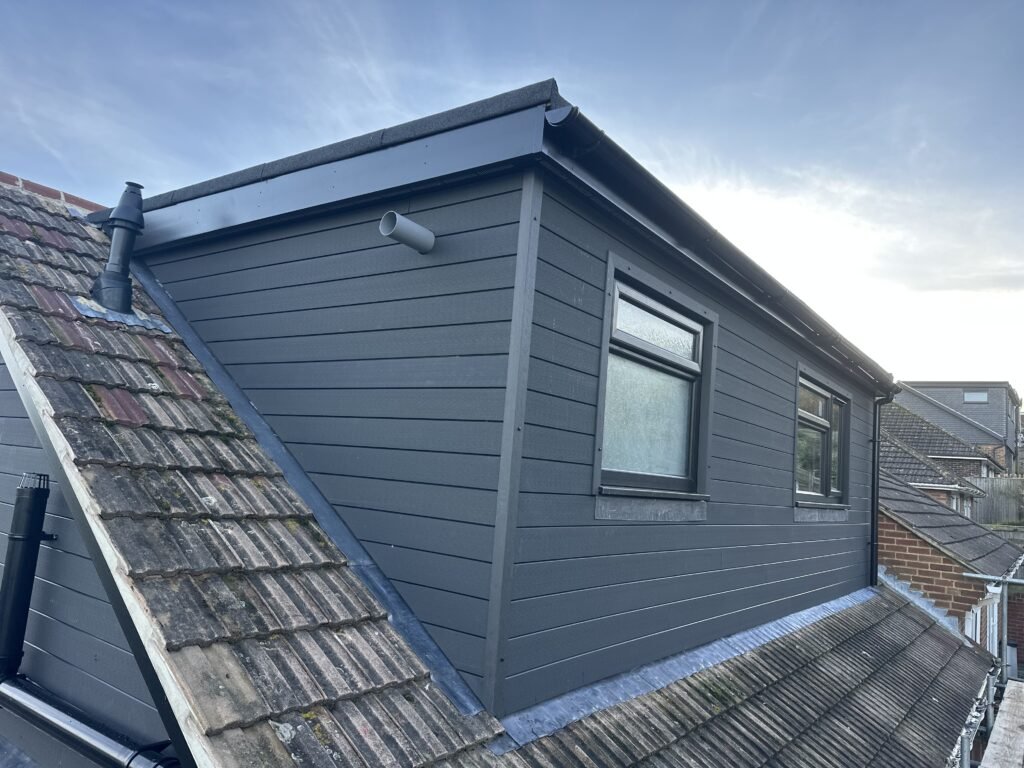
594, 255, 717, 500
794, 368, 851, 507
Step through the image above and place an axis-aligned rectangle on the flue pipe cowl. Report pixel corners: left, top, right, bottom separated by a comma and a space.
379, 211, 435, 254
91, 182, 145, 314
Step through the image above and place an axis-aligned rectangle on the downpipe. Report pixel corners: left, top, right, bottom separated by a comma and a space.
870, 388, 899, 586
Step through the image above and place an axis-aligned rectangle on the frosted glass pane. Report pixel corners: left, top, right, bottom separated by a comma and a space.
602, 354, 691, 477
616, 298, 696, 360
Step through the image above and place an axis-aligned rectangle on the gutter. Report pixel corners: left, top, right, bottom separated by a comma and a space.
542, 106, 898, 395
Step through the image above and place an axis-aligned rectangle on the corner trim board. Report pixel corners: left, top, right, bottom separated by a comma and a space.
482, 168, 544, 713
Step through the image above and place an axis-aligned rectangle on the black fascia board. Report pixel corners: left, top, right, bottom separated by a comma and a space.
539, 106, 897, 396
132, 104, 549, 252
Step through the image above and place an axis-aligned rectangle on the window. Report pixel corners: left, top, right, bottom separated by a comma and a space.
965, 606, 980, 643
599, 281, 707, 494
964, 390, 989, 403
796, 377, 848, 500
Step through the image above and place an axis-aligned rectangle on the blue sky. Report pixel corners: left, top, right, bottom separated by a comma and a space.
3, 1, 1023, 386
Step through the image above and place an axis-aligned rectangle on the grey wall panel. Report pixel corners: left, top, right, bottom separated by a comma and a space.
501, 178, 877, 713
145, 173, 524, 693
0, 362, 167, 748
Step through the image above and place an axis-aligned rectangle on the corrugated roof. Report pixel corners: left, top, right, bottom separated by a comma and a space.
882, 401, 1001, 467
880, 430, 984, 496
879, 470, 1022, 577
0, 177, 992, 767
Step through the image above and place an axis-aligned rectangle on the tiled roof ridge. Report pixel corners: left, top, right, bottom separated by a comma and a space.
881, 427, 983, 494
0, 177, 504, 766
0, 170, 105, 212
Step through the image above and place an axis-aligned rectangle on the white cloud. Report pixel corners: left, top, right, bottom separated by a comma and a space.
655, 167, 1024, 388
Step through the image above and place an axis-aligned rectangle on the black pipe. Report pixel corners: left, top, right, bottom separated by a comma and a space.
870, 389, 899, 586
0, 679, 178, 767
0, 474, 51, 679
91, 182, 144, 314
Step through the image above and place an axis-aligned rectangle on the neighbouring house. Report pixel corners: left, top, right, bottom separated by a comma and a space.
0, 81, 1007, 767
897, 381, 1021, 472
883, 400, 1006, 478
880, 428, 985, 516
878, 469, 1023, 655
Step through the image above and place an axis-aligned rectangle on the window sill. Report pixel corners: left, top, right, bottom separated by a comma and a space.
599, 485, 709, 501
596, 487, 708, 522
794, 499, 850, 523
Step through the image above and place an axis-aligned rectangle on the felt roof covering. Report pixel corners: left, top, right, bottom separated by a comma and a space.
0, 176, 995, 768
879, 470, 1022, 578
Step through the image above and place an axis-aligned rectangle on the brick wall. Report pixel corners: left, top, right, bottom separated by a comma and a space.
977, 444, 1008, 470
920, 488, 952, 508
878, 513, 986, 629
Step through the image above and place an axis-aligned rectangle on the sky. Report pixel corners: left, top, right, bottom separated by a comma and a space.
3, 1, 1023, 389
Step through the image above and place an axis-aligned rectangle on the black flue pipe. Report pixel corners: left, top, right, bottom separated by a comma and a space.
0, 474, 50, 679
91, 182, 144, 314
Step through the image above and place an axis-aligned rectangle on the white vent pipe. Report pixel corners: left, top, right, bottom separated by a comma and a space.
379, 211, 435, 254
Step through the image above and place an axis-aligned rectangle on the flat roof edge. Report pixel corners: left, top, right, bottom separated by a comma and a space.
143, 79, 565, 212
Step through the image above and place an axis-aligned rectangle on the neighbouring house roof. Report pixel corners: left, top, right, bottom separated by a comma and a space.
903, 381, 1022, 407
880, 430, 985, 497
882, 401, 1004, 470
879, 470, 1023, 578
0, 173, 999, 768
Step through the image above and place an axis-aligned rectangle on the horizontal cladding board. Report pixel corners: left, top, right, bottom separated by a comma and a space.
207, 322, 512, 365
0, 503, 91, 560
529, 326, 600, 377
511, 535, 868, 599
267, 416, 502, 456
715, 363, 796, 418
362, 543, 493, 601
709, 458, 793, 489
710, 433, 794, 472
226, 354, 508, 390
24, 611, 150, 702
709, 413, 795, 453
712, 391, 794, 437
526, 359, 598, 405
0, 416, 39, 448
521, 424, 594, 465
507, 549, 866, 637
332, 504, 495, 562
504, 563, 866, 676
309, 475, 499, 527
420, 624, 486, 677
249, 388, 506, 421
26, 580, 127, 650
515, 521, 869, 562
190, 289, 515, 343
501, 578, 865, 713
0, 531, 106, 601
536, 226, 608, 289
519, 459, 592, 495
0, 391, 26, 417
524, 390, 596, 435
149, 173, 523, 266
288, 443, 500, 491
158, 192, 523, 295
390, 580, 489, 638
706, 478, 798, 507
164, 221, 521, 303
535, 259, 606, 319
19, 645, 165, 746
176, 254, 518, 321
531, 292, 604, 347
716, 326, 796, 384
